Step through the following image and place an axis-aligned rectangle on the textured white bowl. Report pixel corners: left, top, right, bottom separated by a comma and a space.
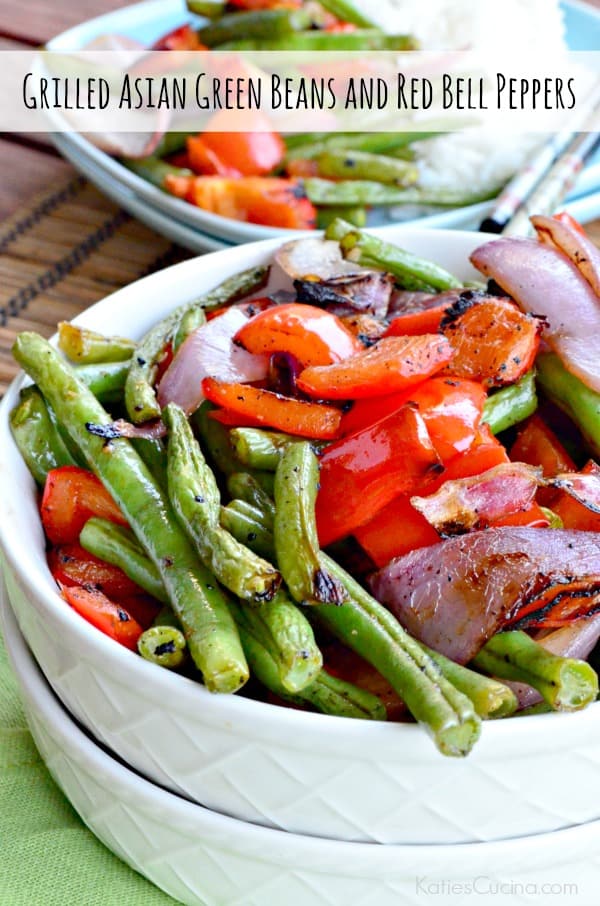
2, 588, 598, 906
2, 229, 600, 846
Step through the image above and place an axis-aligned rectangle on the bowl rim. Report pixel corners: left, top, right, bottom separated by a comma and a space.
5, 581, 600, 872
1, 226, 598, 758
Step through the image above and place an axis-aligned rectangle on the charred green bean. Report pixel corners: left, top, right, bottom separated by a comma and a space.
9, 386, 78, 485
58, 322, 135, 364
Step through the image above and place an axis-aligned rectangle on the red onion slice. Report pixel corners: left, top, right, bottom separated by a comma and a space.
531, 214, 600, 300
157, 307, 269, 416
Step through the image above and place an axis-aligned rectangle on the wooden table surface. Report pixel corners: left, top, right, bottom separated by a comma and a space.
0, 0, 599, 226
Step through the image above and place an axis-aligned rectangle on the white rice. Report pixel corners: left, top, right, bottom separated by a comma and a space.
366, 0, 568, 193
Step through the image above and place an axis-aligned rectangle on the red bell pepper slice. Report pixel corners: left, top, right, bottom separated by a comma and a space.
152, 24, 206, 50
554, 460, 600, 531
315, 405, 442, 546
339, 377, 485, 462
440, 297, 542, 387
168, 176, 317, 230
41, 467, 128, 545
234, 303, 363, 368
61, 585, 143, 651
48, 543, 143, 599
510, 414, 577, 507
384, 302, 449, 337
202, 377, 342, 439
208, 407, 265, 427
297, 334, 454, 400
200, 109, 286, 177
187, 136, 242, 178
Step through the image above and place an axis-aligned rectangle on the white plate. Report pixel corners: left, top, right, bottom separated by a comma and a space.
45, 0, 600, 246
3, 587, 600, 906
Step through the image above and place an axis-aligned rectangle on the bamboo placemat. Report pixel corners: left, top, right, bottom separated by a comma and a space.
0, 176, 192, 398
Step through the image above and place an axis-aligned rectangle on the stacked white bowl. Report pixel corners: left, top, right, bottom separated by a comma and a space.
1, 230, 599, 905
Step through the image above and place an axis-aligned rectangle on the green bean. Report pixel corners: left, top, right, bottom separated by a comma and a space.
234, 607, 385, 719
164, 403, 281, 603
316, 206, 367, 230
482, 370, 538, 435
226, 472, 276, 520
57, 322, 135, 364
9, 386, 78, 485
317, 150, 419, 186
75, 360, 130, 404
122, 157, 193, 189
220, 501, 276, 559
274, 442, 345, 605
317, 0, 378, 28
536, 352, 600, 457
229, 427, 294, 471
152, 605, 183, 631
130, 437, 168, 491
13, 333, 248, 694
198, 8, 313, 46
229, 596, 322, 693
219, 30, 418, 51
285, 132, 440, 162
317, 553, 481, 755
325, 218, 462, 292
125, 266, 268, 422
173, 306, 206, 353
186, 0, 225, 18
80, 518, 169, 604
231, 499, 480, 754
421, 644, 517, 719
137, 625, 187, 670
472, 631, 599, 712
153, 130, 197, 158
305, 179, 499, 209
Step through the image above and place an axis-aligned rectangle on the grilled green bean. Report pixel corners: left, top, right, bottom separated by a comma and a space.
274, 441, 345, 605
186, 0, 224, 18
472, 631, 598, 712
58, 322, 135, 364
154, 130, 197, 158
125, 266, 268, 422
220, 501, 276, 560
285, 132, 440, 162
306, 179, 498, 209
421, 644, 517, 719
317, 0, 378, 28
325, 218, 462, 291
316, 206, 367, 230
122, 157, 193, 189
229, 427, 295, 471
482, 370, 538, 435
80, 518, 169, 604
173, 306, 206, 353
234, 497, 481, 754
234, 606, 385, 719
137, 625, 187, 669
198, 8, 313, 46
317, 150, 419, 186
229, 597, 322, 693
130, 437, 168, 490
226, 472, 276, 520
75, 360, 130, 404
13, 332, 248, 693
164, 403, 281, 603
9, 386, 78, 485
220, 30, 417, 51
536, 352, 600, 457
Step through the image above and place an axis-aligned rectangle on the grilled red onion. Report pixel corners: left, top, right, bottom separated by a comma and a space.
275, 238, 369, 282
471, 237, 600, 393
531, 214, 600, 300
157, 307, 269, 416
370, 527, 600, 664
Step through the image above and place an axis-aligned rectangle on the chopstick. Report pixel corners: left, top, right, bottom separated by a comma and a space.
479, 83, 600, 235
501, 129, 600, 237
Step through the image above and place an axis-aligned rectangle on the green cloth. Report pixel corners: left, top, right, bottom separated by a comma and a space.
0, 628, 178, 906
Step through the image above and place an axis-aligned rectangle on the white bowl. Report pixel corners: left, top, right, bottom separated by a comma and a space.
2, 588, 598, 906
2, 228, 600, 846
